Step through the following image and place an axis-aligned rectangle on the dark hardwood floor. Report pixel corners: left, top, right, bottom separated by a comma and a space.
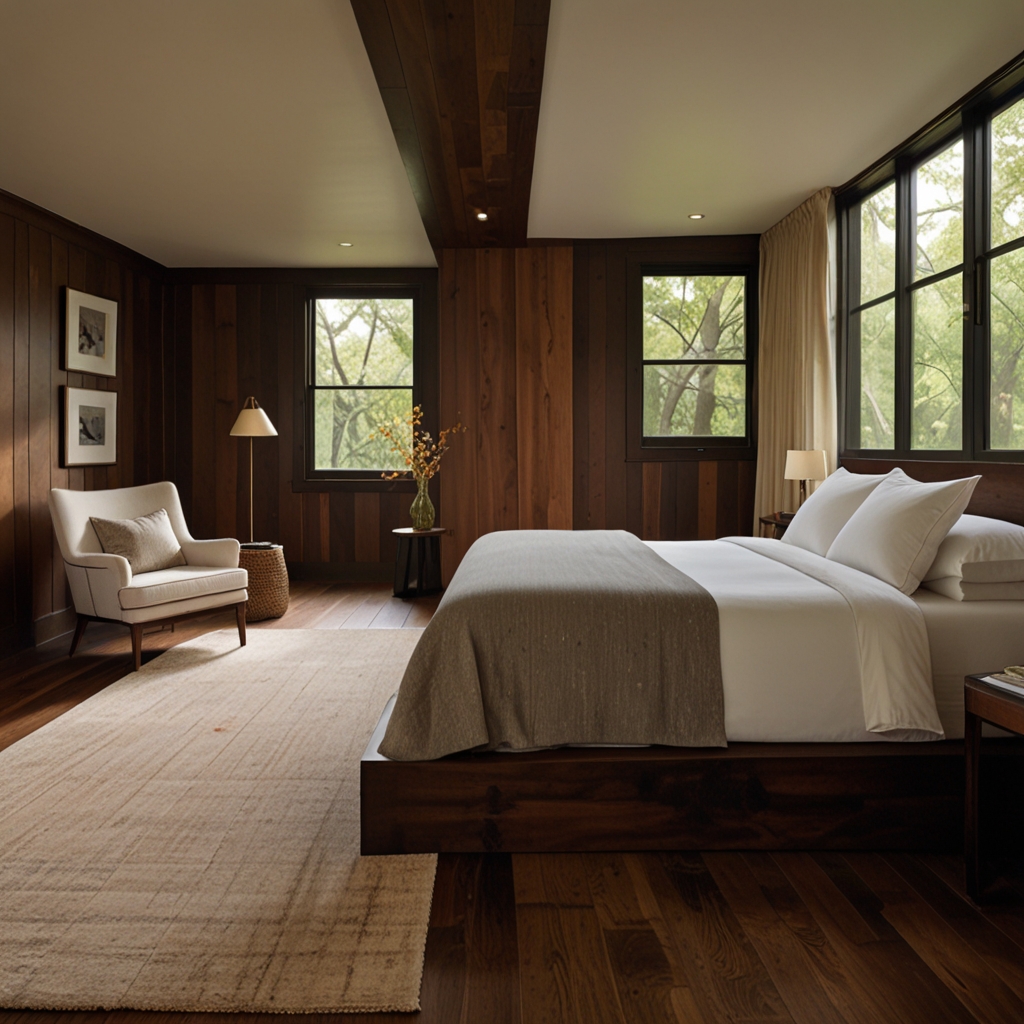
2, 583, 1024, 1024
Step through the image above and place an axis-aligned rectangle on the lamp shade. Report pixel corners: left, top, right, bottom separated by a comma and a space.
784, 449, 827, 481
230, 398, 277, 437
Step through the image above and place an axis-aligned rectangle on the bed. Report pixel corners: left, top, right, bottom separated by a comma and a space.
361, 465, 1024, 855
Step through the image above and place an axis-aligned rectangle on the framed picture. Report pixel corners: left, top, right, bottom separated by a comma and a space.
66, 288, 117, 376
64, 387, 117, 466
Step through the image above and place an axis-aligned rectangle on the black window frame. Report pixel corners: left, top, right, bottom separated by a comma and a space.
296, 269, 438, 492
837, 56, 1024, 465
627, 259, 759, 461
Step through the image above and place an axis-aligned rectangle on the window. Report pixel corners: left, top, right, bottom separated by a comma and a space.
841, 82, 1024, 461
300, 272, 437, 489
629, 260, 758, 458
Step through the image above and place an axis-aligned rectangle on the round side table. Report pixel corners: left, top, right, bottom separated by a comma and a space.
392, 527, 445, 598
238, 544, 290, 621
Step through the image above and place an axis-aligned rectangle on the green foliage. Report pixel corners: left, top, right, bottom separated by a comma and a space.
312, 298, 413, 470
642, 275, 746, 437
860, 183, 896, 304
856, 299, 896, 449
990, 246, 1024, 448
992, 98, 1024, 250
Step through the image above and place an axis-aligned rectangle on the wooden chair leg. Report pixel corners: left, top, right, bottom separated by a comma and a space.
69, 615, 89, 658
130, 623, 143, 672
236, 602, 247, 647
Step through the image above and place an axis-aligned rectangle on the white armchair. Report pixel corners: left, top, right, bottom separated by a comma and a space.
49, 481, 248, 670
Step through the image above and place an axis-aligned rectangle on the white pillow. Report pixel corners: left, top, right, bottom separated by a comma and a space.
921, 577, 1024, 601
825, 473, 980, 595
923, 514, 1024, 583
781, 467, 895, 557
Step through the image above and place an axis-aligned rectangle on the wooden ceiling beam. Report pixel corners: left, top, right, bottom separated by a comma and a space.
351, 0, 552, 249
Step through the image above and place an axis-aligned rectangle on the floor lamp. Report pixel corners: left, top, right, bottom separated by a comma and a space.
230, 397, 278, 543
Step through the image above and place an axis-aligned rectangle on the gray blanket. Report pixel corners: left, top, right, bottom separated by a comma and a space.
378, 530, 725, 760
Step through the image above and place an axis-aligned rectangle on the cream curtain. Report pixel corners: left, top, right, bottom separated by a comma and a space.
753, 186, 837, 529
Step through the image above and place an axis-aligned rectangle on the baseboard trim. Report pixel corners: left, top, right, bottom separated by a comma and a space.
286, 561, 394, 583
33, 607, 78, 648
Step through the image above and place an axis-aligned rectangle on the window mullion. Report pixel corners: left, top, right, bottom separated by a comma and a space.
965, 113, 983, 456
895, 166, 914, 452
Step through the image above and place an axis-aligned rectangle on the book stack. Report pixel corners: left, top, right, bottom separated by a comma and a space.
983, 666, 1024, 697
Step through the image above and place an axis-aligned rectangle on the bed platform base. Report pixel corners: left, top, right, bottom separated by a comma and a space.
361, 701, 1024, 855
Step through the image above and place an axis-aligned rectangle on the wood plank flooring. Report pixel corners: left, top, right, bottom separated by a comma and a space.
1, 583, 1023, 1024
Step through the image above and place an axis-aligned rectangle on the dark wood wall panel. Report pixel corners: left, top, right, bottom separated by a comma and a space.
0, 191, 167, 654
438, 246, 574, 582
572, 238, 760, 541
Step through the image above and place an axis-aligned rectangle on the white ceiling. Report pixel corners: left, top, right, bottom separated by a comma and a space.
530, 0, 1024, 238
2, 2, 1023, 264
0, 0, 435, 267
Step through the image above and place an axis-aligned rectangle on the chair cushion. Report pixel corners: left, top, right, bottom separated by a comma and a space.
119, 565, 248, 610
91, 508, 186, 574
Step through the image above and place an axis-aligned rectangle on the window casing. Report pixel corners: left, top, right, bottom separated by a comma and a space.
628, 261, 758, 460
299, 272, 437, 490
839, 77, 1024, 462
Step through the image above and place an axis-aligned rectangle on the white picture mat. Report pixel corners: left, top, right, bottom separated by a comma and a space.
66, 288, 117, 376
64, 386, 117, 466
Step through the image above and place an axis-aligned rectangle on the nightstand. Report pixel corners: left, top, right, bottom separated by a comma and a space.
758, 512, 793, 539
964, 674, 1024, 901
393, 527, 445, 598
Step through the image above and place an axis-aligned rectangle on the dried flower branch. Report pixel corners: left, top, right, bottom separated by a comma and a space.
369, 405, 465, 482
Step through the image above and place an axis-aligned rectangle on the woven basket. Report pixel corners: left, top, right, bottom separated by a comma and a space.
238, 546, 290, 622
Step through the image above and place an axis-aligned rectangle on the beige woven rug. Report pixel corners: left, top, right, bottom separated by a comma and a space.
0, 628, 434, 1013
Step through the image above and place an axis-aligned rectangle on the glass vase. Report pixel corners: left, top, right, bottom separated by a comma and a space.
410, 476, 435, 531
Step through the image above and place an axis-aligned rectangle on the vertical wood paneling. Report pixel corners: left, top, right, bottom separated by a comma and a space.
515, 246, 572, 530
0, 194, 164, 654
641, 463, 661, 541
476, 248, 519, 533
190, 284, 216, 540
354, 492, 380, 562
0, 214, 16, 638
276, 283, 303, 557
13, 220, 31, 643
573, 240, 756, 542
28, 226, 52, 620
214, 285, 238, 541
698, 461, 718, 540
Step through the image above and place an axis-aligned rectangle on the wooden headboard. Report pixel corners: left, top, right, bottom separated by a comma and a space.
841, 458, 1024, 526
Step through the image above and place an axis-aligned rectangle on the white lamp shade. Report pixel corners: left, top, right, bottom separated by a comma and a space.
230, 401, 277, 437
784, 449, 827, 481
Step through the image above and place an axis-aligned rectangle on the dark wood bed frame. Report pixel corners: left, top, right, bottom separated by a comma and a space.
361, 459, 1024, 855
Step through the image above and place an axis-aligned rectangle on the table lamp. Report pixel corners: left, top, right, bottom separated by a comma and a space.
784, 449, 828, 506
230, 397, 278, 543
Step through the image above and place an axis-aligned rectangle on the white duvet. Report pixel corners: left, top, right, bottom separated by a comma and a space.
645, 537, 945, 742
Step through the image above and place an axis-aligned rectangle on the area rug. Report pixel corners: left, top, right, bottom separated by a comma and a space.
0, 628, 434, 1013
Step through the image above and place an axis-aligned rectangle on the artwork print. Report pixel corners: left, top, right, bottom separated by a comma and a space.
64, 387, 117, 466
78, 306, 106, 358
78, 405, 106, 446
65, 289, 117, 376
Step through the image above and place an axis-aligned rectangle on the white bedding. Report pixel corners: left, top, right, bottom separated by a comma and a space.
645, 537, 945, 743
914, 590, 1024, 738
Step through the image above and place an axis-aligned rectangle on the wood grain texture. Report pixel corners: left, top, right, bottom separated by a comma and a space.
515, 246, 573, 529
360, 728, 1024, 855
572, 238, 759, 541
0, 192, 164, 656
351, 0, 552, 248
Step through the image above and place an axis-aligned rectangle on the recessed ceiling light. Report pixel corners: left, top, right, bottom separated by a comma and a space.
688, 214, 705, 220
476, 211, 488, 222
338, 241, 353, 247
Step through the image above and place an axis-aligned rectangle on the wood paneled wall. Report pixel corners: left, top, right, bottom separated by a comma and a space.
438, 246, 573, 581
0, 191, 167, 654
161, 276, 417, 580
572, 238, 758, 540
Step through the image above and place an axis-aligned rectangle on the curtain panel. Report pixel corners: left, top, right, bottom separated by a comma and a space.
753, 187, 837, 529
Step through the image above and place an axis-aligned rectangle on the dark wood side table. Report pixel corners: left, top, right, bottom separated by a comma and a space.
964, 674, 1024, 901
393, 527, 445, 598
758, 512, 794, 539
